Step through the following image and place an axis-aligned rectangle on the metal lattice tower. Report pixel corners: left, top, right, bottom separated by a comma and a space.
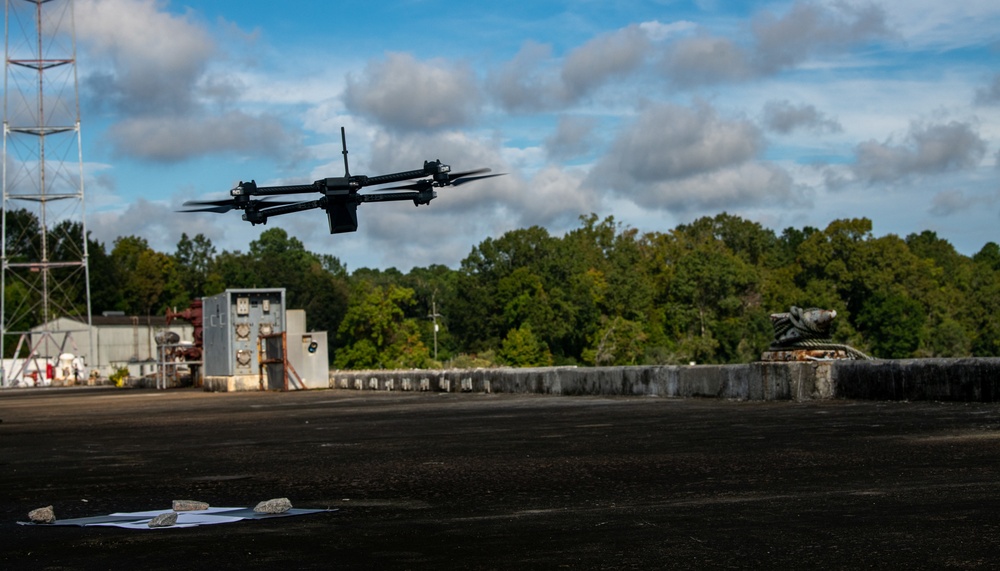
2, 0, 92, 386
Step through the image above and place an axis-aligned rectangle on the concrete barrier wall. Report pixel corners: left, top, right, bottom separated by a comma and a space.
327, 358, 1000, 402
328, 361, 836, 401
833, 358, 1000, 402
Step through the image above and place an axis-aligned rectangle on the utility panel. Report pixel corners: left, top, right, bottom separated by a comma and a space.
203, 289, 286, 377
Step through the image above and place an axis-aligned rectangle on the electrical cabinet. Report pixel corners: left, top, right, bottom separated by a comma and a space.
202, 289, 286, 377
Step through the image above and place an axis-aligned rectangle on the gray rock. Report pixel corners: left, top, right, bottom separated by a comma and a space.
28, 505, 56, 524
148, 512, 178, 528
172, 499, 210, 511
253, 497, 292, 514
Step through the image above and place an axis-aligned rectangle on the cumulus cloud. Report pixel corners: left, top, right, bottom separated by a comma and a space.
560, 25, 652, 101
751, 1, 890, 74
90, 197, 226, 254
974, 74, 1000, 105
106, 111, 306, 163
486, 41, 561, 113
545, 116, 599, 161
367, 130, 593, 225
599, 103, 761, 182
488, 23, 659, 113
659, 35, 754, 86
929, 188, 1000, 217
75, 0, 303, 164
625, 162, 796, 212
343, 52, 481, 131
313, 129, 598, 268
660, 1, 890, 87
587, 102, 794, 211
76, 0, 214, 114
852, 121, 987, 183
639, 20, 697, 42
761, 100, 842, 134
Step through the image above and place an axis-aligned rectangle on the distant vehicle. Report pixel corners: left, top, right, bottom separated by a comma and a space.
179, 128, 503, 233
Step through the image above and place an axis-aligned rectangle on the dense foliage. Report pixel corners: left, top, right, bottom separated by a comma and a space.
5, 208, 1000, 366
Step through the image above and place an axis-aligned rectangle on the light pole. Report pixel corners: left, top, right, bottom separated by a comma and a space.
428, 292, 442, 361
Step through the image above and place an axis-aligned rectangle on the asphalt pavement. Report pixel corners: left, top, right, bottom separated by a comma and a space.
2, 387, 999, 569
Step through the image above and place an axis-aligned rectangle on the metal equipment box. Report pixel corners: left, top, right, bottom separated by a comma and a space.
284, 309, 329, 389
202, 289, 286, 378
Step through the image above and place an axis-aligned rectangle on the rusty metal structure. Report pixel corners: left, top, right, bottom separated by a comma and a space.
2, 0, 92, 386
762, 306, 871, 361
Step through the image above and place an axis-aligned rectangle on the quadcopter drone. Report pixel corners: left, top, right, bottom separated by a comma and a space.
179, 128, 503, 233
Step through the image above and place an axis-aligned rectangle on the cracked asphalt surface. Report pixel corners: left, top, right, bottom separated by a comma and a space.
2, 387, 1000, 569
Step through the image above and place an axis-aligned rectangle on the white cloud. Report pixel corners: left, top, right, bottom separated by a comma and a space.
73, 0, 308, 165
544, 116, 599, 161
343, 52, 481, 131
852, 120, 987, 183
659, 1, 890, 87
105, 111, 307, 164
594, 102, 762, 183
76, 0, 216, 114
975, 74, 1000, 105
560, 25, 652, 101
587, 102, 796, 212
761, 100, 842, 134
929, 188, 1000, 217
639, 20, 697, 42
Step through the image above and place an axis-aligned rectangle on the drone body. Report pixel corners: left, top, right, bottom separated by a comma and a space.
180, 128, 502, 234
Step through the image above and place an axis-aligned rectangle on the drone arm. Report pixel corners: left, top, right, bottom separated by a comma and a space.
362, 160, 452, 188
245, 183, 321, 197
361, 189, 436, 206
242, 199, 324, 225
363, 169, 430, 187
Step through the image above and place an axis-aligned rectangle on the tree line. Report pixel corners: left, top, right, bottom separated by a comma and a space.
5, 209, 1000, 367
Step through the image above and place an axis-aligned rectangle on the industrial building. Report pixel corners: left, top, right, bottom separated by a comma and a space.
3, 286, 329, 391
3, 313, 195, 386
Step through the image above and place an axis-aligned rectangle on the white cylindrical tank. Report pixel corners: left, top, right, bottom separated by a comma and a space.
57, 353, 75, 381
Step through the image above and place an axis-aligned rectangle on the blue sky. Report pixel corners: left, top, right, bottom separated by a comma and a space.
7, 0, 1000, 271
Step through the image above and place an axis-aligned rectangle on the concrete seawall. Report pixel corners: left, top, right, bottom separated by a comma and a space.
327, 358, 1000, 402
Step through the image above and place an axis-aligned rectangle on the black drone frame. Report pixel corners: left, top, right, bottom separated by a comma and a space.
180, 128, 502, 234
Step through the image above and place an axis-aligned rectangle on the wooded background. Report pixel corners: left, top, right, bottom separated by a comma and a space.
6, 210, 999, 368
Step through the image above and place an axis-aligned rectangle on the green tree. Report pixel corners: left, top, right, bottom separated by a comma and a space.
174, 233, 219, 304
497, 323, 552, 367
582, 315, 647, 366
453, 226, 560, 353
87, 237, 122, 315
856, 292, 927, 359
334, 284, 430, 369
667, 240, 761, 363
968, 250, 1000, 356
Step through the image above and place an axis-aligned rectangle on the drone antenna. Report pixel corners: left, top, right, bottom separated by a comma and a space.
341, 126, 350, 177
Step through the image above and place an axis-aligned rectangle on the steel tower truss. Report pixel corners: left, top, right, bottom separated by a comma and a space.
2, 0, 92, 386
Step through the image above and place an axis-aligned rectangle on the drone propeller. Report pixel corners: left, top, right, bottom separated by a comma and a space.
178, 197, 298, 214
452, 172, 506, 187
448, 167, 492, 180
373, 180, 433, 192
373, 168, 505, 192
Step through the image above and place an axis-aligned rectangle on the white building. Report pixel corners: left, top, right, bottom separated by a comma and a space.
9, 314, 194, 384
